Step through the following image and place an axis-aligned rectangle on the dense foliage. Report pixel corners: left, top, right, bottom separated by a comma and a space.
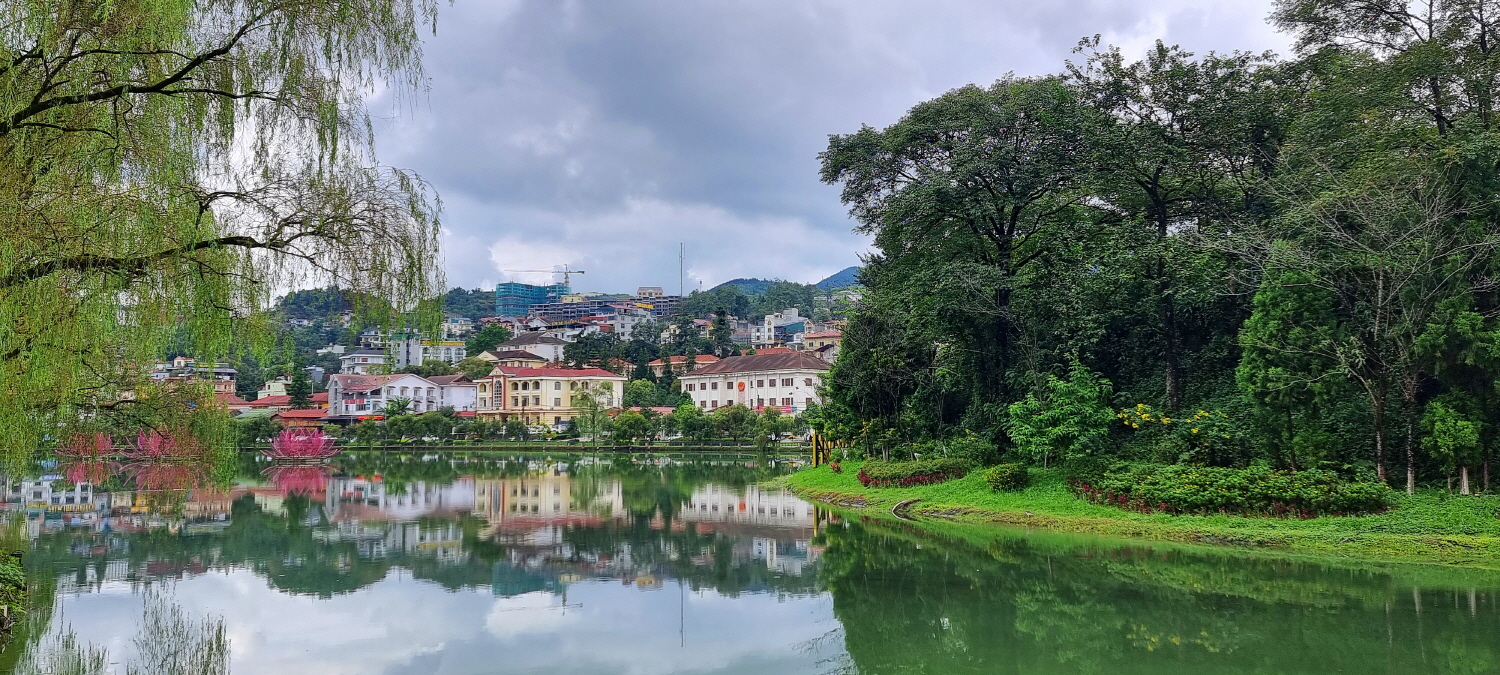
817, 5, 1500, 495
0, 0, 444, 462
857, 458, 970, 488
983, 464, 1030, 492
1076, 464, 1392, 517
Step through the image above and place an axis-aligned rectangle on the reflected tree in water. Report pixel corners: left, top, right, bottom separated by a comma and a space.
16, 591, 225, 675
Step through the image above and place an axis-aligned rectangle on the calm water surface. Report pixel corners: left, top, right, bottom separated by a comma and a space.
6, 452, 1500, 674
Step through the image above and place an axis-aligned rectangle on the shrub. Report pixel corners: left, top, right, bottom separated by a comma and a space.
858, 458, 969, 488
829, 461, 842, 474
1073, 464, 1392, 517
984, 464, 1030, 491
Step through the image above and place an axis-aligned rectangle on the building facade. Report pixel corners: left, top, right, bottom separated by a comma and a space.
327, 373, 446, 417
677, 352, 829, 413
474, 366, 626, 427
496, 332, 569, 363
495, 282, 569, 316
339, 349, 388, 374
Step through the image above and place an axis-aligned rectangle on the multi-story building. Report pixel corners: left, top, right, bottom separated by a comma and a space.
495, 282, 569, 316
149, 356, 238, 394
440, 313, 476, 338
474, 366, 627, 428
426, 374, 479, 412
527, 293, 683, 322
327, 373, 446, 417
390, 337, 467, 368
339, 349, 388, 374
750, 308, 806, 349
677, 352, 829, 413
495, 332, 569, 363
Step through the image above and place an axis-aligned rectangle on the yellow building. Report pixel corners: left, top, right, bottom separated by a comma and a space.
474, 366, 626, 427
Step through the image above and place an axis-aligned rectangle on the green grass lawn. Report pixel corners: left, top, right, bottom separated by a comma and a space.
779, 461, 1500, 566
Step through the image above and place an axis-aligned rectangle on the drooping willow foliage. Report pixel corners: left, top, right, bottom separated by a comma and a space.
0, 0, 445, 462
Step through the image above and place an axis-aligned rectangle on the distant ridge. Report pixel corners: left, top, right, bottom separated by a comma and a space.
816, 266, 860, 290
710, 278, 773, 294
708, 266, 861, 295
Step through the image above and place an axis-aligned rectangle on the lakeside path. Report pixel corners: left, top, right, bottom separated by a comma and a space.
777, 462, 1500, 568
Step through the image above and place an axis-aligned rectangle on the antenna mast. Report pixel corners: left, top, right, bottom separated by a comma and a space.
679, 243, 685, 297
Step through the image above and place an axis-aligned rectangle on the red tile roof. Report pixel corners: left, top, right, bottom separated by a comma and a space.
273, 409, 329, 419
685, 352, 830, 375
251, 391, 330, 407
804, 331, 842, 339
494, 366, 623, 378
327, 374, 397, 392
215, 393, 252, 406
754, 347, 797, 355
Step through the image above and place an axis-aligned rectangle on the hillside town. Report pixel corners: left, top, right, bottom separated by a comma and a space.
184, 277, 855, 437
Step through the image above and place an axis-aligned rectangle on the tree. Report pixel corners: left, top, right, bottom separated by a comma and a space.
1423, 396, 1483, 495
613, 410, 652, 444
383, 397, 413, 417
0, 0, 444, 460
624, 379, 660, 408
1005, 359, 1116, 467
572, 387, 612, 448
713, 404, 756, 443
672, 404, 713, 441
397, 360, 454, 377
288, 368, 314, 410
454, 357, 495, 381
465, 323, 513, 356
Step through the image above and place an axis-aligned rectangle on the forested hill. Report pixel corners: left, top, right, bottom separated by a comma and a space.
817, 266, 860, 289
710, 278, 773, 295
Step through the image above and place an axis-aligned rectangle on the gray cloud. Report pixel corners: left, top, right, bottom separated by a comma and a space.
373, 0, 1290, 293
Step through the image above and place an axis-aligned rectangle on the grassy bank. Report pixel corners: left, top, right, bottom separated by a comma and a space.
0, 552, 24, 646
780, 461, 1500, 566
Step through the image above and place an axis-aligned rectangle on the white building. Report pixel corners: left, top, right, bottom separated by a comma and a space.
339, 349, 388, 374
474, 366, 626, 428
327, 373, 446, 416
677, 352, 829, 413
390, 337, 467, 368
426, 374, 479, 412
496, 332, 569, 363
750, 308, 806, 349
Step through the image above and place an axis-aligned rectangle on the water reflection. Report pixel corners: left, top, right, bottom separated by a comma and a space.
9, 454, 1500, 674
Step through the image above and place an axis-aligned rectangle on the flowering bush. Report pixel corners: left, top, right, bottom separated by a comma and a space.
829, 461, 842, 474
984, 464, 1030, 491
1118, 405, 1248, 466
56, 432, 113, 460
1074, 464, 1391, 517
857, 458, 969, 488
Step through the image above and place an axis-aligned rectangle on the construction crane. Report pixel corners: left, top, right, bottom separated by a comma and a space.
502, 264, 586, 287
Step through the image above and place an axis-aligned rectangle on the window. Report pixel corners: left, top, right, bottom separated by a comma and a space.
756, 379, 764, 388
783, 397, 793, 406
570, 381, 577, 390
511, 382, 519, 391
699, 400, 707, 408
711, 382, 718, 390
711, 400, 719, 408
554, 382, 561, 390
782, 378, 793, 387
806, 397, 813, 406
520, 381, 528, 391
756, 398, 764, 407
553, 398, 561, 407
686, 383, 694, 391
512, 396, 519, 406
804, 378, 813, 386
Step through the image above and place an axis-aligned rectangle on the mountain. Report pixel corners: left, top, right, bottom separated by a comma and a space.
816, 266, 860, 290
711, 278, 773, 295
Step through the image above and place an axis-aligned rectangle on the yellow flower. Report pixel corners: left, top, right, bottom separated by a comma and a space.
1191, 428, 1199, 434
1131, 423, 1139, 429
1162, 417, 1172, 424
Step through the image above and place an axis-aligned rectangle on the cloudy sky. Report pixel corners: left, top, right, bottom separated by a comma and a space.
371, 0, 1291, 294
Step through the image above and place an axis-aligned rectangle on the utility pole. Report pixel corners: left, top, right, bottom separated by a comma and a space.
679, 243, 685, 297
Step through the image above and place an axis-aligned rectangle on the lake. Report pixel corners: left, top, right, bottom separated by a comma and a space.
5, 452, 1500, 674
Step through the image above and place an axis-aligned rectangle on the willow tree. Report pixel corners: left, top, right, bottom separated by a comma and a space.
0, 0, 444, 461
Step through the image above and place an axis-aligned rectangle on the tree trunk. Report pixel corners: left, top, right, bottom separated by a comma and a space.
1162, 294, 1181, 410
1461, 465, 1471, 496
1404, 378, 1417, 495
1372, 396, 1388, 484
1485, 456, 1491, 493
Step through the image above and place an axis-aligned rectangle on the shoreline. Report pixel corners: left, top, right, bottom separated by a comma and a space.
779, 463, 1500, 568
